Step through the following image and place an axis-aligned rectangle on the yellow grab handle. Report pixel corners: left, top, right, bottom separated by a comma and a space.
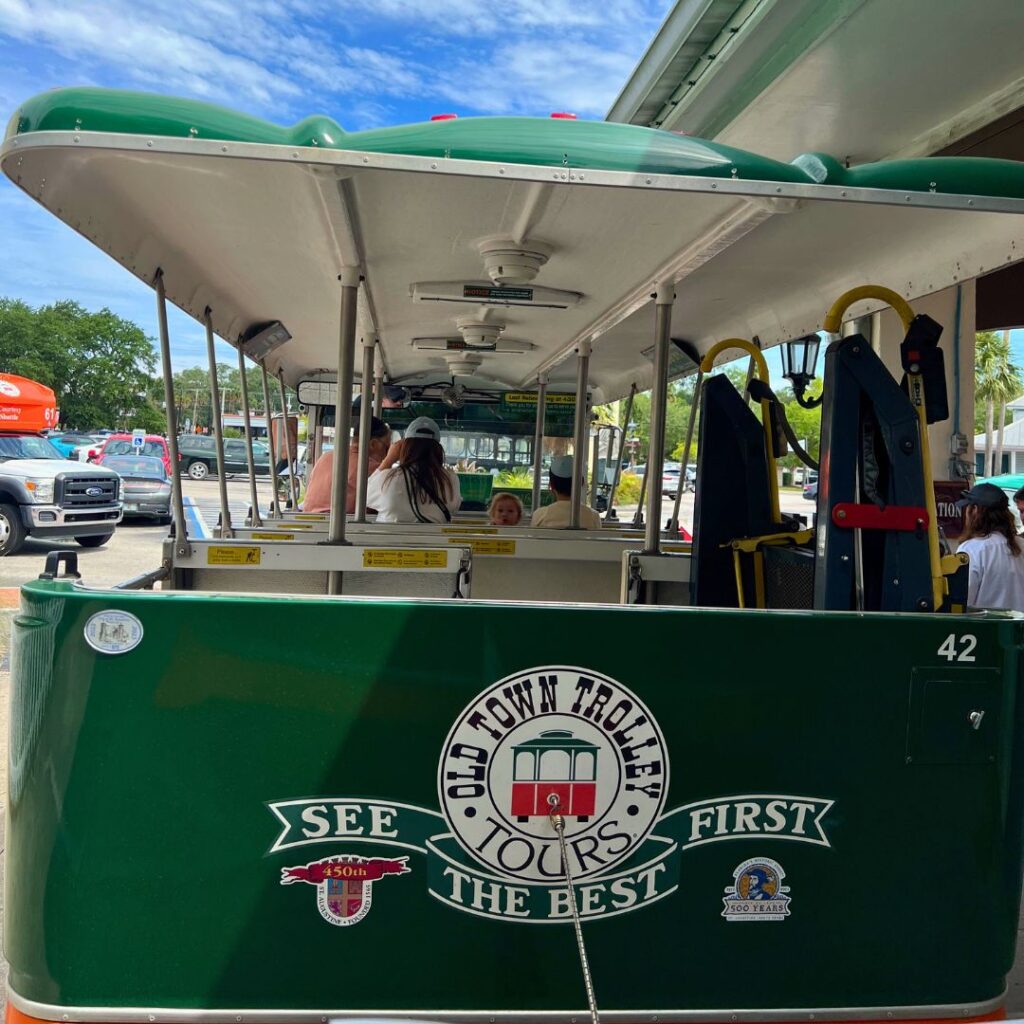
823, 285, 914, 334
699, 337, 780, 524
700, 338, 770, 381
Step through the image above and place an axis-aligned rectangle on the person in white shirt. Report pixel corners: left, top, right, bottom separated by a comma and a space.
365, 416, 461, 524
956, 482, 1024, 610
530, 454, 601, 530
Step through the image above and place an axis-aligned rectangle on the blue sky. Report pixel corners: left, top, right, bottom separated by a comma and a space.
0, 0, 671, 370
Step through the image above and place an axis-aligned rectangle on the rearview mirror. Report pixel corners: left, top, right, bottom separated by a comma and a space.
297, 380, 336, 406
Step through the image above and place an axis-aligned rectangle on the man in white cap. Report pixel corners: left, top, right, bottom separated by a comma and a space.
530, 454, 601, 530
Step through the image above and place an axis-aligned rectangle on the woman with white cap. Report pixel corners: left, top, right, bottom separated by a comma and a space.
956, 482, 1024, 610
530, 454, 601, 530
365, 416, 461, 524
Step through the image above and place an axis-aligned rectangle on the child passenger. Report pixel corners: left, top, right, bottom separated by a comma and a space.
489, 492, 523, 526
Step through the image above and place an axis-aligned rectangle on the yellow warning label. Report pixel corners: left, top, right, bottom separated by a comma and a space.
449, 537, 516, 556
252, 532, 295, 540
292, 513, 327, 520
362, 548, 447, 569
207, 545, 261, 565
442, 526, 498, 535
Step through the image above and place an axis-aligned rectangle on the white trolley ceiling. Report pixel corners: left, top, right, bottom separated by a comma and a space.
5, 122, 1024, 400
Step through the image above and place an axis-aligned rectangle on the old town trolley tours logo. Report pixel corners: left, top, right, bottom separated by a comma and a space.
438, 666, 669, 887
269, 666, 835, 926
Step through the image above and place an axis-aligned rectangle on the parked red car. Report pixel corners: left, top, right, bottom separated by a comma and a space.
88, 434, 174, 475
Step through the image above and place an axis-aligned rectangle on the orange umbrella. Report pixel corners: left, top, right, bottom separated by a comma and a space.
0, 374, 58, 432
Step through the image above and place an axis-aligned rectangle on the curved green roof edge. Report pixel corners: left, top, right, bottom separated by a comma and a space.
9, 87, 1024, 198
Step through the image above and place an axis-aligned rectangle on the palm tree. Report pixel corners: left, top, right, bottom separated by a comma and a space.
974, 331, 1007, 475
991, 332, 1022, 476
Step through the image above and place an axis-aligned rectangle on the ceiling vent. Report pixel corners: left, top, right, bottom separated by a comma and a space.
456, 317, 504, 348
445, 353, 484, 376
477, 237, 553, 285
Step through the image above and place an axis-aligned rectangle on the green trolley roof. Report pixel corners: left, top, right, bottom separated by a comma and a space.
5, 87, 1024, 398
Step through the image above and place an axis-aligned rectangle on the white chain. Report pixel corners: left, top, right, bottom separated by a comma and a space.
548, 793, 600, 1024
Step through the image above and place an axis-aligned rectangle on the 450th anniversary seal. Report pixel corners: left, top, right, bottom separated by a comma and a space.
269, 666, 834, 925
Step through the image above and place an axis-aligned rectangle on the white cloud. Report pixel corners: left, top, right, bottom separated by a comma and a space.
0, 0, 671, 365
435, 39, 643, 116
0, 0, 666, 120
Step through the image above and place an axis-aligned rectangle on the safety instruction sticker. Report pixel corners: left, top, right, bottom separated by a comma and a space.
207, 545, 261, 565
362, 549, 447, 569
502, 392, 575, 406
448, 537, 516, 555
292, 513, 327, 520
252, 532, 295, 541
441, 526, 498, 535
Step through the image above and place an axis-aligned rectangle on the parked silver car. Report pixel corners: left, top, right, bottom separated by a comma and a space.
100, 455, 172, 523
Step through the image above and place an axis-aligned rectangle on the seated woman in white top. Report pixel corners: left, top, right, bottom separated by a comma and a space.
365, 416, 462, 524
956, 482, 1024, 610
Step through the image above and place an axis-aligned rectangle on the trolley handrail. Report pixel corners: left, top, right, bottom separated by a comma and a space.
823, 285, 914, 334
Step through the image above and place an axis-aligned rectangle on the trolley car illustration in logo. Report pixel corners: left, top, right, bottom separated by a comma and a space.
510, 729, 598, 821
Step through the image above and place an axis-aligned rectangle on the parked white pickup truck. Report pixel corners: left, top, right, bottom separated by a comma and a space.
0, 432, 122, 555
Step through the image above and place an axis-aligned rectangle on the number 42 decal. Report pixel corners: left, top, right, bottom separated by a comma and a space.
938, 634, 977, 662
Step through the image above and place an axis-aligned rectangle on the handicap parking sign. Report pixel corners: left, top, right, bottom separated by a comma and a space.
131, 429, 145, 451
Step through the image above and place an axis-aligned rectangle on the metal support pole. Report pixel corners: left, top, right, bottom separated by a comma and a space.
570, 341, 591, 530
645, 282, 674, 553
606, 383, 635, 518
260, 363, 282, 519
373, 355, 384, 418
354, 341, 375, 522
327, 269, 360, 594
311, 404, 322, 470
668, 367, 703, 538
589, 430, 601, 507
631, 462, 648, 528
276, 371, 299, 510
237, 346, 262, 528
531, 374, 548, 516
155, 271, 189, 555
204, 307, 232, 537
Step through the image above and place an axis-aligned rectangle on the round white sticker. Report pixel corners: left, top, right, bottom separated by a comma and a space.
0, 380, 21, 398
438, 666, 669, 883
83, 611, 144, 654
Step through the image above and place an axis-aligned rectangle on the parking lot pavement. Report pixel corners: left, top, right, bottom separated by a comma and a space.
0, 477, 277, 590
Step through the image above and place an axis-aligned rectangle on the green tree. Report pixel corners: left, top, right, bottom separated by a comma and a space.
620, 379, 696, 462
0, 298, 160, 429
975, 331, 1021, 476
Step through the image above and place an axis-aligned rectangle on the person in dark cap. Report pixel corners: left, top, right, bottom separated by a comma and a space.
351, 385, 408, 414
956, 482, 1024, 609
304, 415, 391, 514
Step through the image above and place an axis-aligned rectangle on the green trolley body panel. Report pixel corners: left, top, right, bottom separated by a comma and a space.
8, 581, 1024, 1017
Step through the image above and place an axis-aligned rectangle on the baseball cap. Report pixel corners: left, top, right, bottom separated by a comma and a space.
550, 454, 574, 479
404, 416, 442, 442
955, 482, 1009, 509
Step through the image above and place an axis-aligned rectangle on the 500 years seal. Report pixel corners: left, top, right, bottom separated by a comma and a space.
438, 665, 669, 883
